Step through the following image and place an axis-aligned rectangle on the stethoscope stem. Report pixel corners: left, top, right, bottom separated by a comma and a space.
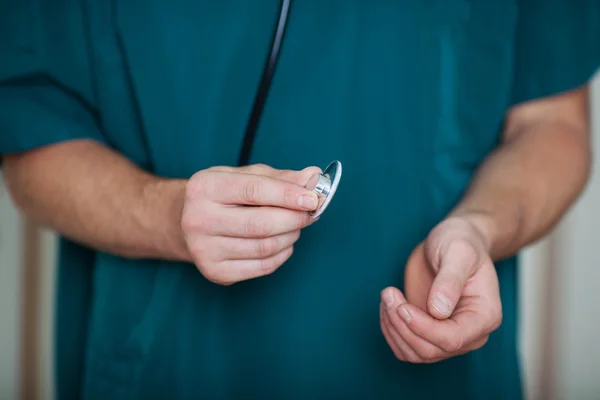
237, 0, 291, 166
235, 0, 342, 218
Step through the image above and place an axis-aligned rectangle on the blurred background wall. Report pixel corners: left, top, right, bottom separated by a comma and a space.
1, 73, 599, 400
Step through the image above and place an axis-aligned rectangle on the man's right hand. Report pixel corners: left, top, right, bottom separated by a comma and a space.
181, 164, 322, 285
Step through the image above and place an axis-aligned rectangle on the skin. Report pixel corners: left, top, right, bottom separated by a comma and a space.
380, 85, 591, 363
3, 145, 322, 285
2, 85, 591, 362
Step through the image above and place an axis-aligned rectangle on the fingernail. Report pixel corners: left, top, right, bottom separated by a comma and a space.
398, 306, 412, 324
432, 293, 452, 316
298, 194, 317, 210
382, 290, 395, 309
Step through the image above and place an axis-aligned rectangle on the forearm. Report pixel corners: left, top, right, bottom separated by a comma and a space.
451, 119, 591, 260
3, 139, 191, 261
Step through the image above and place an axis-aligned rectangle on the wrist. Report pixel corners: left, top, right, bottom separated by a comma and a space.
449, 206, 522, 261
140, 177, 192, 262
448, 209, 496, 254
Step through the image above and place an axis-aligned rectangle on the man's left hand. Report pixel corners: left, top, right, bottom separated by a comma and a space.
379, 215, 503, 363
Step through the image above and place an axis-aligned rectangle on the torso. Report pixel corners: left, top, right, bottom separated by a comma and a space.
50, 1, 523, 398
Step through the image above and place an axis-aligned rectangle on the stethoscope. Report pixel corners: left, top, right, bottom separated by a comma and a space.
236, 0, 342, 218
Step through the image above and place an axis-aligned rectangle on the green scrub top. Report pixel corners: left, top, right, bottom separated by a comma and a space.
1, 1, 599, 399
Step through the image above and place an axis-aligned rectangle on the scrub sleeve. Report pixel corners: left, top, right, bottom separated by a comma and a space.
511, 0, 600, 105
0, 7, 107, 158
0, 3, 106, 399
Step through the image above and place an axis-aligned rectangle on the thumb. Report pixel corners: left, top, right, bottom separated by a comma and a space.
427, 239, 479, 319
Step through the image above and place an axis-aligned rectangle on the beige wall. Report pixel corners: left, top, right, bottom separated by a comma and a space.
0, 183, 22, 400
553, 75, 600, 399
1, 74, 599, 400
520, 73, 600, 400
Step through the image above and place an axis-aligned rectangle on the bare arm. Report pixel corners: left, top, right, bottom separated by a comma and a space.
452, 85, 592, 260
2, 138, 321, 284
3, 139, 191, 261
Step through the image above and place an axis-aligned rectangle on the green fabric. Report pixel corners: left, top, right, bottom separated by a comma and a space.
1, 1, 599, 399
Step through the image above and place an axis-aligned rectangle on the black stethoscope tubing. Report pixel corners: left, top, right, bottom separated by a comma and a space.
237, 0, 291, 166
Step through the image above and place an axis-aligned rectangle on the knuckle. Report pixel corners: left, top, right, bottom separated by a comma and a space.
200, 213, 217, 234
180, 210, 196, 233
440, 275, 463, 295
452, 238, 481, 272
295, 212, 310, 230
304, 166, 323, 179
294, 215, 304, 231
245, 217, 268, 237
421, 346, 440, 361
191, 237, 225, 269
186, 172, 212, 200
291, 230, 301, 243
207, 275, 234, 286
194, 240, 216, 264
181, 209, 207, 234
451, 238, 478, 260
240, 178, 262, 204
490, 307, 503, 331
282, 186, 296, 206
200, 262, 236, 286
252, 163, 269, 172
207, 165, 229, 172
477, 336, 490, 350
285, 246, 294, 260
218, 278, 236, 286
186, 211, 212, 235
255, 238, 276, 258
258, 257, 279, 276
405, 352, 422, 364
197, 261, 216, 280
189, 242, 207, 264
279, 171, 301, 186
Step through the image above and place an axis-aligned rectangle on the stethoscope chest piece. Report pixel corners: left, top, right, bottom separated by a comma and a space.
306, 160, 342, 218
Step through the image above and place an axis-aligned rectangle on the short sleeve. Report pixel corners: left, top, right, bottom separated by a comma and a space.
0, 0, 107, 163
511, 0, 600, 105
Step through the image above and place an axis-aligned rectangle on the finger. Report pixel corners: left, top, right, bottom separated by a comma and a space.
380, 303, 422, 363
218, 246, 294, 283
397, 302, 489, 353
209, 164, 280, 175
380, 303, 407, 361
390, 310, 447, 363
215, 230, 301, 260
382, 287, 446, 362
276, 166, 323, 187
238, 164, 322, 185
212, 164, 323, 189
445, 336, 489, 359
467, 336, 489, 352
204, 172, 319, 211
208, 206, 313, 238
427, 238, 479, 319
387, 305, 485, 362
